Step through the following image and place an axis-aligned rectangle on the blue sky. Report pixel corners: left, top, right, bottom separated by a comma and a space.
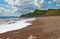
46, 0, 60, 9
0, 0, 60, 16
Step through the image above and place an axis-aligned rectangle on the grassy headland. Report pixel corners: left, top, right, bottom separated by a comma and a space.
20, 9, 60, 18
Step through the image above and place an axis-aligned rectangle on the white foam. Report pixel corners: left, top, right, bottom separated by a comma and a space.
0, 18, 35, 34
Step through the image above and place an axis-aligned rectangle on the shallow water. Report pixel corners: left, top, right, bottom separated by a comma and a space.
0, 18, 35, 33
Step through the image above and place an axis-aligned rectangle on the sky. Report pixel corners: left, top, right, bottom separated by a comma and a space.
0, 0, 60, 16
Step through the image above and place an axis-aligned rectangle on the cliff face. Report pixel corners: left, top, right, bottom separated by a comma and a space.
20, 9, 60, 18
46, 9, 60, 16
0, 16, 60, 39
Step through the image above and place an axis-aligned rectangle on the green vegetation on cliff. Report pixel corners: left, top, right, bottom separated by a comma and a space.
20, 9, 60, 18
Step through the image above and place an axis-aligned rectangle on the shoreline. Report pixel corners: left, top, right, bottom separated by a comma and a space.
0, 18, 36, 34
0, 16, 60, 39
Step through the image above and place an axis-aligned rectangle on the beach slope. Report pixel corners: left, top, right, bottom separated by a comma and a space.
0, 16, 60, 39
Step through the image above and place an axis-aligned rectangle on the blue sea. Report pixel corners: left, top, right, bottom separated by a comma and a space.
0, 17, 21, 25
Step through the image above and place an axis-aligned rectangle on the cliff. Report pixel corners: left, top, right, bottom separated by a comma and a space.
20, 9, 60, 18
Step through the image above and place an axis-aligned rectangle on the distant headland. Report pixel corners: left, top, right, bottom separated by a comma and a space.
20, 9, 60, 18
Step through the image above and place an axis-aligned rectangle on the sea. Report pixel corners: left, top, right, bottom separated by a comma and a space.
0, 17, 35, 33
0, 17, 21, 25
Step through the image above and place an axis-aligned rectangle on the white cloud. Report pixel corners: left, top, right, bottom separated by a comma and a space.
53, 0, 60, 3
3, 0, 46, 16
57, 0, 60, 2
5, 0, 46, 10
5, 0, 20, 6
0, 7, 10, 16
48, 1, 52, 4
0, 7, 10, 13
34, 0, 46, 8
0, 7, 20, 16
56, 3, 60, 6
53, 0, 60, 6
53, 0, 56, 2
